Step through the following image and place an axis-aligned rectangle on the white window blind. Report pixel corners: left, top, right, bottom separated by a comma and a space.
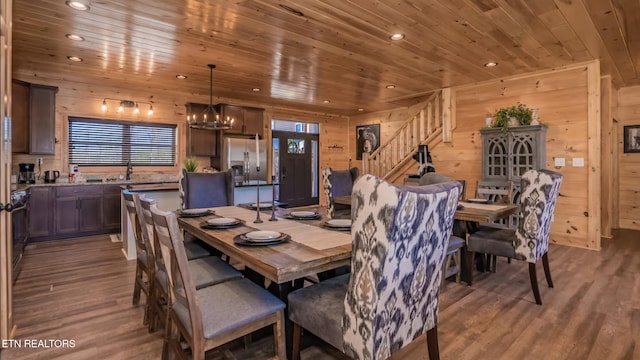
68, 117, 176, 166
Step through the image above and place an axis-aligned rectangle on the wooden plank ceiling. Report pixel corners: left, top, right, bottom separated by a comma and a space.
11, 0, 640, 115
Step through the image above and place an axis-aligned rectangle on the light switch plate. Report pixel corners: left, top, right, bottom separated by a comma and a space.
554, 157, 565, 167
572, 158, 585, 167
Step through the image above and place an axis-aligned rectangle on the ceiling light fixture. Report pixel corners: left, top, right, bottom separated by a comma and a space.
176, 74, 187, 79
186, 64, 233, 130
65, 34, 85, 41
101, 98, 154, 116
358, 108, 365, 112
323, 100, 330, 104
65, 1, 90, 11
252, 88, 261, 92
385, 84, 396, 89
67, 56, 83, 62
484, 61, 498, 67
390, 33, 405, 41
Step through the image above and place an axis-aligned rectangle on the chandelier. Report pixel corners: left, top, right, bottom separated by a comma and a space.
101, 98, 153, 116
186, 64, 233, 130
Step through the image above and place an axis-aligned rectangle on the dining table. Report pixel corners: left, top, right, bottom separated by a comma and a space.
178, 205, 352, 359
453, 200, 519, 281
178, 206, 352, 295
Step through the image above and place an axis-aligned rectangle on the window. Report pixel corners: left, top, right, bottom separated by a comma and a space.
68, 117, 176, 166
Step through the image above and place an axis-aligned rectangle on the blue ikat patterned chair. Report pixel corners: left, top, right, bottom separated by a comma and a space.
322, 167, 359, 219
288, 174, 461, 360
466, 169, 563, 305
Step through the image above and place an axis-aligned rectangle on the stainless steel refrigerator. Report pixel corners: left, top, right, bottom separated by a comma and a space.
221, 136, 268, 183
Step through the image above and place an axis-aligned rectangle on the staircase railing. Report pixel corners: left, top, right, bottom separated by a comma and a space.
362, 88, 453, 179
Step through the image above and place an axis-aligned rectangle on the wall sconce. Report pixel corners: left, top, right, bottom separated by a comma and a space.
101, 98, 154, 116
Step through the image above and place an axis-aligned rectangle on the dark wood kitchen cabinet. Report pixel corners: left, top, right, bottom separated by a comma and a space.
102, 185, 122, 231
11, 80, 58, 154
28, 187, 54, 239
28, 184, 122, 241
216, 104, 264, 136
55, 186, 103, 235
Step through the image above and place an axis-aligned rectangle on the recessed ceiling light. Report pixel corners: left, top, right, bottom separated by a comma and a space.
252, 88, 261, 92
176, 74, 187, 79
390, 33, 405, 41
323, 100, 330, 104
65, 1, 90, 11
385, 84, 396, 89
358, 108, 364, 112
65, 33, 84, 41
484, 61, 498, 67
67, 56, 83, 62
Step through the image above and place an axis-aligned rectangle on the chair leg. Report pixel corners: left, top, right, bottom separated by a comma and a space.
466, 251, 475, 286
426, 326, 440, 360
274, 311, 287, 360
132, 264, 143, 305
454, 250, 461, 284
542, 252, 554, 288
291, 322, 302, 360
528, 263, 542, 305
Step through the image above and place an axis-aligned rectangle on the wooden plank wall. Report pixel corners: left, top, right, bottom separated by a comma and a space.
615, 85, 640, 230
601, 76, 613, 239
350, 62, 601, 250
10, 71, 349, 193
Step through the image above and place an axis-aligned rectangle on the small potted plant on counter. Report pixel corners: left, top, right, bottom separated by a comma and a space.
184, 157, 199, 172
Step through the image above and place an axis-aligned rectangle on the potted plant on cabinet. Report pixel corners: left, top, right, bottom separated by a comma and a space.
492, 103, 534, 134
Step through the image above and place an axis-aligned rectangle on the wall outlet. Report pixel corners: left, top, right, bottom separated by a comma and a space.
572, 158, 585, 167
36, 158, 43, 166
553, 157, 565, 167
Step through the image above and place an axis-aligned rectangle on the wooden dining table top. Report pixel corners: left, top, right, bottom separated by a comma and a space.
178, 206, 352, 284
454, 201, 518, 223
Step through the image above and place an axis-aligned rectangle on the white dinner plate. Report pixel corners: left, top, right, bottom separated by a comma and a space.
466, 198, 489, 204
207, 217, 238, 226
181, 208, 209, 215
290, 211, 317, 218
326, 219, 352, 228
245, 230, 283, 241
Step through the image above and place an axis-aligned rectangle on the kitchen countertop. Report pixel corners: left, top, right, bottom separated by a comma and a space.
14, 179, 179, 191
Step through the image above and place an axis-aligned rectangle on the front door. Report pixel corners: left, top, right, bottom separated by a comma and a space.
273, 131, 318, 207
0, 0, 13, 340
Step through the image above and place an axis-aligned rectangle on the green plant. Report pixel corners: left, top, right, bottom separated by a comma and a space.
184, 157, 199, 172
492, 103, 533, 134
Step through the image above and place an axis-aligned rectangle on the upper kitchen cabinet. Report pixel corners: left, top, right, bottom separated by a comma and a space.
216, 104, 264, 136
185, 102, 221, 157
11, 80, 58, 154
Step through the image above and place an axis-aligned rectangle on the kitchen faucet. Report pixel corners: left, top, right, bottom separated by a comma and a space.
126, 160, 133, 180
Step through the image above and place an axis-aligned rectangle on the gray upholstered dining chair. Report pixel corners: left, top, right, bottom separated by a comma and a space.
122, 190, 154, 327
179, 168, 234, 209
419, 173, 467, 286
322, 167, 359, 219
150, 205, 286, 360
288, 174, 461, 360
135, 195, 242, 339
466, 169, 563, 305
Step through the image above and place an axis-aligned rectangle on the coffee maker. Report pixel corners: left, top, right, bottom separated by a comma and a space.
18, 163, 36, 184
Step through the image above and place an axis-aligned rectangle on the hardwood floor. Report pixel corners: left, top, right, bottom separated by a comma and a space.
3, 230, 639, 359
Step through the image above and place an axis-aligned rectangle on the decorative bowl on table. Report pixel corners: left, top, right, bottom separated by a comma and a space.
286, 210, 321, 220
233, 230, 290, 246
177, 208, 214, 217
200, 217, 243, 229
323, 219, 352, 231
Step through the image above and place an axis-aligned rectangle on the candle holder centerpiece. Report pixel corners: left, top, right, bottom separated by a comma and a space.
269, 175, 278, 221
253, 166, 263, 223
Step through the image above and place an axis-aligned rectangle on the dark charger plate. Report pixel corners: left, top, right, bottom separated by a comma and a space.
177, 209, 214, 218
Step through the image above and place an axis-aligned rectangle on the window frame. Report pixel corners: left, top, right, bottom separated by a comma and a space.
68, 116, 177, 167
